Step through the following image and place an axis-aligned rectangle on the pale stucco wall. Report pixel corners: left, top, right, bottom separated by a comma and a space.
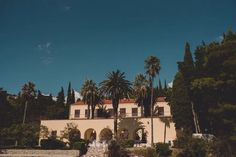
40, 117, 176, 145
69, 101, 171, 119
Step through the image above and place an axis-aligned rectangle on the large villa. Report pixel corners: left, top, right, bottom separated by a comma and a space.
40, 97, 177, 145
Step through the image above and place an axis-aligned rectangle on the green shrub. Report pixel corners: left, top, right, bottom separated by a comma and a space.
209, 139, 234, 157
132, 147, 157, 157
119, 139, 134, 148
61, 123, 81, 148
73, 140, 88, 156
107, 140, 129, 157
155, 143, 172, 157
40, 138, 66, 149
173, 135, 190, 148
177, 138, 207, 157
0, 123, 40, 148
73, 141, 84, 149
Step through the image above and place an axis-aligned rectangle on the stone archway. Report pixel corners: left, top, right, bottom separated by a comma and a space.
99, 128, 113, 142
84, 128, 96, 142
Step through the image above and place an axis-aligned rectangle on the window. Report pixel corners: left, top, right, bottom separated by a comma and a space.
51, 130, 57, 138
85, 109, 88, 117
74, 109, 80, 118
158, 107, 164, 116
120, 108, 126, 117
132, 108, 138, 117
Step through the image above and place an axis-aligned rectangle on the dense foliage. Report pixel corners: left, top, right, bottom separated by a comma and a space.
0, 82, 75, 147
171, 30, 236, 155
40, 138, 66, 149
107, 140, 130, 157
155, 143, 172, 157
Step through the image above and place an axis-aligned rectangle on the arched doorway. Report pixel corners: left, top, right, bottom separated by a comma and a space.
99, 128, 113, 142
84, 128, 96, 142
133, 128, 147, 143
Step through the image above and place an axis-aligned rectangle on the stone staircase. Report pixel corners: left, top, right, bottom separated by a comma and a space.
82, 141, 108, 157
82, 147, 107, 157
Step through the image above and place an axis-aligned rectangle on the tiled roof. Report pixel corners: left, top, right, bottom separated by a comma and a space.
72, 97, 166, 106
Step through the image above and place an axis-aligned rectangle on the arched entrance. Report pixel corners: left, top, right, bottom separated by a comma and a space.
84, 128, 96, 142
99, 128, 113, 142
133, 128, 147, 143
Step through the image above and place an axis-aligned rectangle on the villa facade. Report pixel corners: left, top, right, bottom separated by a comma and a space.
40, 97, 176, 145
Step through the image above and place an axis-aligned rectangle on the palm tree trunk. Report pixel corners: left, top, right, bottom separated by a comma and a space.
150, 77, 154, 146
92, 106, 95, 119
87, 104, 90, 119
22, 101, 28, 124
114, 107, 118, 140
141, 99, 144, 117
141, 105, 144, 117
91, 95, 94, 119
164, 123, 166, 143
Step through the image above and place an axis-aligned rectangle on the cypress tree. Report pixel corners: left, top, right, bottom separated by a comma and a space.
66, 82, 73, 105
57, 87, 65, 107
164, 80, 167, 90
171, 42, 196, 134
170, 72, 194, 133
158, 79, 163, 96
71, 89, 75, 104
178, 42, 195, 80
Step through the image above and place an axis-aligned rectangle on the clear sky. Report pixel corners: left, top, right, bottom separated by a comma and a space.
0, 0, 236, 95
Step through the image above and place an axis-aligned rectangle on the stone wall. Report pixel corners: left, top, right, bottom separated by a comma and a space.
0, 149, 80, 157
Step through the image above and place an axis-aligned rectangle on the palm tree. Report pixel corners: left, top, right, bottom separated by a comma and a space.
91, 91, 103, 119
144, 56, 161, 146
99, 70, 133, 139
21, 82, 36, 124
133, 74, 149, 117
80, 80, 100, 119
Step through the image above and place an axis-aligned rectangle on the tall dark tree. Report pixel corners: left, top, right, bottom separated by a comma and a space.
71, 89, 75, 104
47, 87, 66, 119
37, 90, 55, 118
57, 87, 65, 107
21, 82, 36, 123
81, 80, 101, 119
133, 74, 149, 117
158, 79, 164, 96
171, 72, 194, 132
37, 90, 44, 116
144, 56, 161, 146
178, 42, 195, 81
66, 82, 73, 105
100, 70, 133, 139
171, 32, 236, 155
164, 80, 167, 91
172, 42, 197, 134
191, 31, 236, 148
0, 88, 12, 128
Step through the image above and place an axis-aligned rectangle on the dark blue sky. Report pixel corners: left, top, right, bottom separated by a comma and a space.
0, 0, 236, 95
